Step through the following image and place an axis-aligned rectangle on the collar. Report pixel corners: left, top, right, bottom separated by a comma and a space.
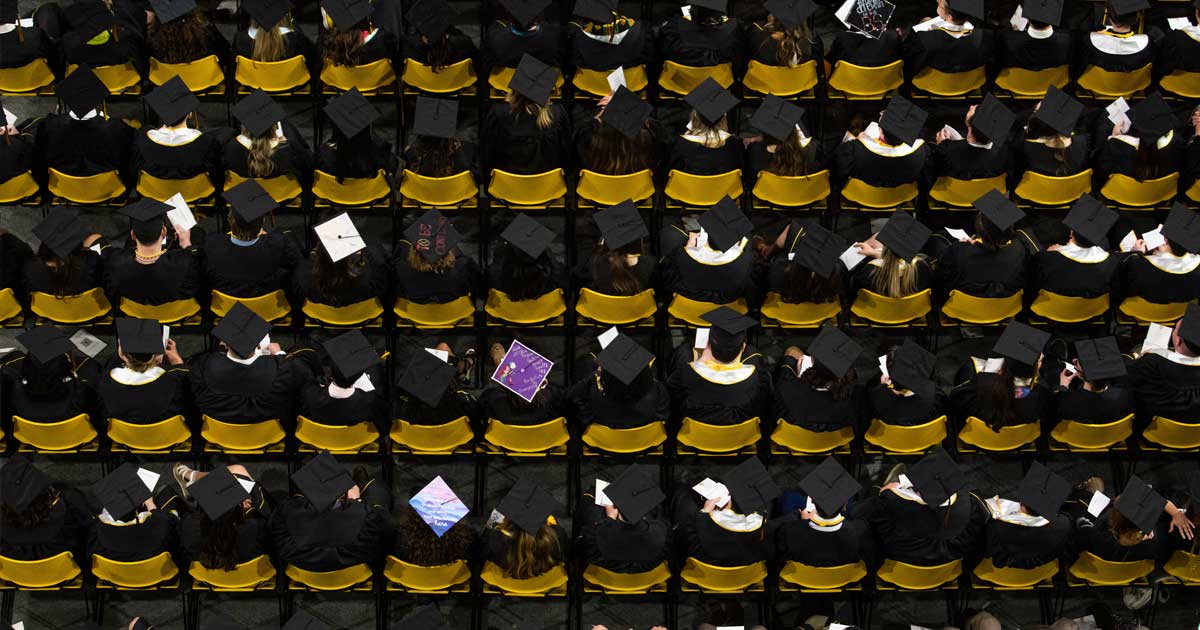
1027, 24, 1054, 39
99, 508, 152, 525
148, 126, 201, 146
685, 234, 746, 265
1089, 30, 1149, 54
858, 122, 923, 156
230, 235, 260, 246
111, 366, 165, 385
581, 23, 631, 45
1146, 252, 1200, 274
1114, 129, 1174, 150
0, 18, 34, 33
804, 497, 846, 531
247, 25, 291, 38
889, 478, 956, 507
1145, 347, 1200, 366
985, 496, 1050, 527
69, 109, 100, 121
1057, 243, 1110, 263
226, 351, 261, 365
690, 359, 755, 384
967, 138, 994, 149
709, 508, 763, 532
328, 373, 373, 398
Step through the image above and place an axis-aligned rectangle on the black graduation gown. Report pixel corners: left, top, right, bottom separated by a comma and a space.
486, 247, 566, 299
297, 364, 387, 429
773, 359, 861, 432
665, 346, 771, 425
59, 29, 143, 73
1156, 27, 1200, 75
657, 14, 742, 67
0, 25, 52, 68
480, 21, 564, 70
866, 385, 944, 427
666, 136, 743, 176
576, 252, 655, 295
567, 19, 652, 70
833, 137, 928, 187
188, 352, 306, 423
399, 26, 476, 66
0, 133, 36, 185
1079, 29, 1155, 72
291, 245, 389, 308
0, 353, 97, 423
0, 488, 90, 560
825, 30, 902, 67
391, 242, 478, 304
903, 25, 993, 75
88, 511, 177, 562
95, 359, 190, 424
22, 250, 104, 297
131, 127, 224, 181
0, 232, 33, 295
660, 237, 756, 305
481, 382, 565, 426
775, 516, 873, 568
202, 229, 302, 298
854, 490, 984, 565
180, 511, 269, 566
1054, 385, 1133, 424
949, 360, 1049, 427
482, 523, 567, 568
220, 129, 313, 183
1000, 28, 1072, 71
1120, 253, 1200, 304
1067, 497, 1165, 562
984, 514, 1070, 569
1094, 134, 1182, 180
270, 496, 393, 572
1127, 353, 1200, 422
1034, 249, 1118, 299
315, 136, 393, 179
36, 114, 134, 177
747, 139, 824, 176
675, 508, 767, 567
481, 102, 571, 175
934, 240, 1032, 299
568, 376, 670, 430
578, 503, 669, 574
1020, 135, 1090, 176
103, 247, 201, 306
401, 141, 479, 178
933, 139, 1010, 181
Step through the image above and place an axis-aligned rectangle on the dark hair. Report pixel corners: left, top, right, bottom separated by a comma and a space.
21, 353, 72, 400
35, 244, 84, 296
499, 249, 551, 301
974, 213, 1012, 252
311, 245, 367, 301
944, 7, 966, 23
974, 370, 1018, 431
497, 517, 561, 579
690, 5, 726, 27
1107, 4, 1140, 27
397, 505, 474, 565
582, 123, 656, 175
759, 14, 812, 66
147, 10, 210, 64
329, 126, 376, 183
708, 328, 745, 363
227, 211, 265, 241
596, 359, 654, 402
780, 263, 840, 304
966, 109, 991, 145
319, 19, 368, 66
1025, 116, 1072, 175
423, 32, 455, 72
1028, 19, 1051, 29
0, 485, 58, 530
799, 361, 856, 401
198, 508, 246, 571
1125, 128, 1169, 181
590, 242, 643, 296
1071, 230, 1097, 249
767, 129, 815, 176
131, 218, 164, 245
406, 136, 465, 178
878, 126, 905, 146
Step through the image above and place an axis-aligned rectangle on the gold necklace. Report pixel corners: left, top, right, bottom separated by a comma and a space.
135, 250, 163, 263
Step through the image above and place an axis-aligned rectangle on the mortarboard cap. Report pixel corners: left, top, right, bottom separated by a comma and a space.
1022, 0, 1063, 25
601, 86, 652, 139
144, 76, 199, 124
116, 317, 166, 355
573, 0, 616, 23
1074, 336, 1126, 381
33, 206, 90, 260
973, 189, 1025, 231
409, 476, 470, 537
594, 201, 648, 251
876, 210, 931, 260
764, 0, 817, 28
58, 65, 109, 118
690, 0, 728, 13
697, 196, 753, 251
800, 456, 861, 515
281, 611, 329, 630
190, 467, 251, 519
1014, 462, 1071, 518
501, 213, 555, 259
321, 0, 372, 29
1127, 92, 1176, 139
907, 447, 967, 507
120, 197, 171, 225
18, 325, 73, 364
222, 179, 278, 223
398, 606, 450, 630
91, 463, 153, 519
498, 473, 561, 534
407, 0, 453, 38
499, 0, 551, 26
596, 333, 653, 385
149, 0, 196, 23
1, 454, 52, 512
1115, 475, 1166, 533
880, 94, 927, 146
807, 325, 862, 378
750, 95, 805, 142
323, 88, 379, 138
508, 53, 559, 104
946, 0, 984, 19
684, 77, 738, 125
233, 89, 286, 137
397, 348, 457, 408
701, 305, 757, 335
314, 212, 365, 263
604, 464, 665, 523
1036, 86, 1083, 136
1162, 202, 1200, 254
724, 457, 780, 514
412, 96, 458, 139
890, 339, 936, 399
244, 0, 292, 28
1108, 0, 1149, 14
789, 221, 847, 279
211, 302, 271, 358
1063, 194, 1118, 246
293, 453, 354, 511
321, 330, 379, 382
971, 94, 1016, 146
993, 321, 1050, 367
73, 0, 115, 39
1178, 303, 1200, 350
405, 209, 463, 262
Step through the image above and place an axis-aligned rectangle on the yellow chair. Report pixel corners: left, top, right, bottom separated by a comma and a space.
1163, 550, 1200, 584
66, 62, 140, 94
779, 561, 868, 591
108, 416, 191, 453
485, 288, 567, 326
92, 552, 179, 589
321, 58, 396, 94
1142, 416, 1200, 450
149, 55, 224, 92
850, 288, 932, 326
576, 288, 657, 326
841, 178, 918, 210
958, 416, 1040, 452
752, 170, 830, 209
119, 297, 201, 324
295, 416, 379, 454
48, 168, 125, 204
488, 65, 564, 97
189, 556, 276, 591
312, 169, 391, 207
911, 66, 986, 97
864, 416, 948, 455
393, 295, 475, 328
743, 60, 818, 97
928, 175, 1008, 209
658, 61, 734, 96
1013, 169, 1093, 207
1116, 296, 1189, 324
581, 422, 667, 455
13, 414, 97, 452
200, 415, 285, 453
224, 171, 302, 205
994, 65, 1069, 99
483, 416, 570, 455
286, 563, 372, 591
771, 421, 854, 455
136, 171, 216, 204
0, 552, 83, 589
210, 289, 291, 323
0, 287, 22, 323
0, 172, 39, 204
760, 293, 840, 328
680, 558, 766, 592
390, 416, 474, 455
1100, 173, 1179, 209
677, 416, 760, 455
480, 561, 568, 595
402, 58, 476, 95
1077, 64, 1151, 98
302, 297, 384, 327
399, 169, 478, 208
973, 558, 1058, 589
941, 290, 1023, 325
827, 60, 904, 99
1030, 291, 1109, 324
663, 169, 743, 207
877, 558, 961, 590
573, 65, 649, 97
1050, 415, 1133, 452
30, 288, 112, 325
1159, 70, 1200, 99
1189, 179, 1200, 205
0, 58, 56, 94
583, 562, 670, 594
667, 294, 748, 327
576, 169, 655, 207
234, 55, 310, 94
488, 168, 567, 207
383, 557, 470, 593
1068, 551, 1153, 586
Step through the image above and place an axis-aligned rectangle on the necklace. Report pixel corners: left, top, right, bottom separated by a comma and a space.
135, 250, 163, 263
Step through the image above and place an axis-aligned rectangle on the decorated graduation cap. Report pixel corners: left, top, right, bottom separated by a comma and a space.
993, 321, 1050, 367
1115, 475, 1166, 533
412, 96, 458, 139
946, 0, 984, 20
409, 476, 470, 537
508, 53, 558, 104
698, 196, 753, 251
800, 456, 860, 515
1014, 462, 1071, 518
501, 213, 555, 259
190, 467, 252, 519
120, 197, 170, 227
144, 76, 199, 124
233, 89, 286, 137
499, 0, 551, 26
1063, 194, 1117, 246
315, 212, 366, 263
211, 302, 271, 358
405, 209, 463, 262
222, 179, 278, 223
281, 610, 329, 630
498, 472, 561, 534
691, 0, 728, 13
750, 95, 805, 143
1074, 336, 1126, 381
116, 317, 165, 355
1022, 0, 1063, 25
574, 0, 616, 23
700, 305, 758, 335
17, 324, 73, 364
889, 339, 936, 399
397, 605, 451, 630
880, 94, 927, 146
1162, 202, 1200, 254
763, 0, 817, 28
971, 94, 1016, 146
407, 0, 453, 38
149, 0, 196, 23
1178, 303, 1200, 350
601, 86, 652, 140
57, 65, 109, 118
244, 0, 293, 28
293, 453, 355, 511
34, 206, 91, 260
397, 347, 457, 407
807, 324, 862, 378
908, 447, 967, 507
92, 463, 154, 519
0, 454, 52, 513
789, 221, 847, 279
73, 0, 115, 39
322, 0, 372, 29
322, 330, 379, 382
324, 88, 380, 138
596, 332, 653, 385
1036, 86, 1083, 136
605, 464, 665, 523
725, 456, 780, 514
594, 201, 648, 251
1127, 92, 1176, 139
1108, 0, 1149, 15
684, 78, 738, 125
876, 210, 931, 260
973, 189, 1025, 231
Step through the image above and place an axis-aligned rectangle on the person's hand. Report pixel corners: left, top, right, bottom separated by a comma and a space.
702, 497, 722, 513
880, 373, 892, 385
164, 338, 183, 365
346, 484, 361, 501
1045, 243, 1061, 252
83, 233, 102, 248
1168, 504, 1195, 540
799, 508, 814, 521
1192, 109, 1200, 136
880, 481, 901, 493
143, 497, 157, 512
1059, 367, 1077, 389
604, 505, 621, 520
1132, 238, 1147, 253
174, 223, 192, 248
742, 134, 763, 148
686, 232, 699, 248
934, 128, 950, 144
265, 342, 282, 355
1112, 121, 1129, 137
856, 240, 883, 259
1, 124, 17, 135
597, 92, 613, 109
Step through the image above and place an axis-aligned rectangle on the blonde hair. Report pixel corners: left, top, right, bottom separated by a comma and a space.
872, 250, 921, 298
406, 244, 457, 273
505, 91, 554, 130
685, 111, 730, 148
498, 518, 560, 579
251, 20, 286, 62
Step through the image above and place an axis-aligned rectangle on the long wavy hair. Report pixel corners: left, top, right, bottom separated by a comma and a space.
766, 128, 814, 176
244, 127, 279, 178
582, 122, 655, 175
685, 111, 730, 148
500, 249, 550, 301
1108, 504, 1148, 546
871, 250, 922, 298
590, 242, 642, 296
35, 244, 84, 297
1026, 117, 1072, 175
397, 505, 473, 565
505, 91, 555, 130
759, 14, 811, 66
974, 369, 1018, 431
405, 136, 465, 177
497, 517, 560, 579
311, 246, 367, 300
781, 263, 840, 304
0, 486, 58, 529
198, 508, 246, 571
423, 32, 457, 72
148, 10, 210, 64
406, 243, 457, 274
320, 21, 366, 66
250, 19, 287, 62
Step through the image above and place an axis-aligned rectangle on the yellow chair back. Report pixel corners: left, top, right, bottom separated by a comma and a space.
850, 288, 932, 325
1143, 416, 1200, 450
484, 416, 570, 454
286, 563, 372, 590
487, 168, 567, 207
1068, 551, 1153, 586
0, 58, 55, 93
320, 58, 396, 93
0, 287, 22, 322
994, 65, 1069, 98
189, 556, 276, 591
973, 557, 1057, 588
828, 60, 904, 99
576, 288, 657, 325
0, 552, 82, 588
1029, 291, 1109, 324
200, 415, 285, 453
108, 415, 190, 452
842, 178, 918, 209
1117, 296, 1189, 324
394, 295, 475, 328
399, 169, 478, 207
877, 558, 962, 590
959, 416, 1040, 452
120, 297, 201, 324
1050, 415, 1133, 451
583, 562, 670, 594
390, 416, 474, 454
1014, 168, 1093, 206
30, 288, 112, 324
864, 416, 948, 454
658, 61, 734, 95
1163, 550, 1200, 584
137, 171, 216, 203
928, 175, 1007, 208
92, 552, 179, 589
911, 66, 986, 96
573, 65, 649, 96
581, 422, 667, 454
743, 60, 817, 96
47, 168, 125, 204
488, 65, 563, 95
312, 169, 391, 206
1077, 64, 1151, 98
1159, 70, 1200, 99
577, 169, 655, 206
480, 561, 568, 595
66, 62, 140, 94
752, 170, 830, 208
668, 294, 748, 327
760, 293, 840, 328
680, 557, 767, 592
1100, 173, 1179, 208
485, 288, 567, 325
771, 421, 854, 454
210, 289, 291, 322
677, 416, 760, 454
302, 297, 384, 327
0, 172, 39, 203
383, 556, 471, 592
149, 55, 224, 91
779, 560, 867, 590
224, 171, 302, 204
13, 414, 96, 452
402, 58, 476, 94
234, 55, 310, 93
664, 169, 743, 207
295, 416, 379, 453
1189, 179, 1200, 204
941, 290, 1023, 325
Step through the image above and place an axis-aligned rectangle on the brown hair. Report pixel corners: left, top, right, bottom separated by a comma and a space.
320, 27, 364, 66
148, 10, 210, 64
251, 20, 286, 62
760, 14, 811, 67
406, 243, 458, 273
685, 111, 730, 148
591, 243, 642, 296
766, 129, 813, 176
246, 131, 278, 178
405, 136, 465, 178
499, 518, 561, 579
505, 91, 554, 130
582, 123, 655, 175
397, 505, 474, 565
1108, 505, 1148, 546
227, 210, 265, 240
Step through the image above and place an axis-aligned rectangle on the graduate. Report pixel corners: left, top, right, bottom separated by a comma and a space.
391, 346, 476, 426
318, 0, 397, 69
232, 0, 315, 68
774, 324, 863, 433
481, 338, 566, 426
657, 0, 743, 67
745, 96, 823, 177
578, 464, 670, 574
667, 79, 742, 176
22, 207, 104, 298
483, 474, 568, 578
576, 86, 658, 176
133, 77, 226, 183
400, 0, 477, 72
1120, 203, 1200, 306
2, 324, 97, 423
1127, 303, 1200, 422
567, 0, 652, 73
318, 88, 394, 180
1079, 0, 1155, 74
824, 0, 902, 68
849, 210, 932, 299
660, 198, 757, 306
1094, 93, 1181, 182
87, 463, 179, 562
96, 317, 189, 424
204, 179, 302, 298
402, 96, 478, 178
0, 99, 36, 190
488, 213, 566, 305
0, 454, 90, 560
0, 223, 33, 313
762, 221, 844, 308
146, 0, 231, 66
749, 0, 818, 68
902, 0, 993, 79
569, 331, 669, 432
481, 0, 563, 71
1155, 0, 1200, 77
981, 463, 1071, 569
934, 190, 1035, 300
577, 201, 655, 298
1054, 337, 1133, 425
665, 307, 771, 425
998, 0, 1071, 71
833, 95, 929, 188
776, 457, 873, 568
294, 330, 386, 431
1035, 195, 1119, 300
950, 321, 1052, 430
673, 456, 776, 567
932, 94, 1015, 182
392, 208, 479, 305
1020, 86, 1089, 176
103, 198, 201, 309
1066, 475, 1193, 562
293, 212, 388, 309
868, 339, 944, 427
176, 464, 270, 571
0, 0, 53, 70
482, 54, 571, 174
58, 0, 144, 75
394, 476, 476, 567
36, 66, 133, 178
223, 90, 313, 184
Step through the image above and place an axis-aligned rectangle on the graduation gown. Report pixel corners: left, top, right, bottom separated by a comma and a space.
1120, 252, 1200, 304
1000, 27, 1072, 71
1094, 133, 1181, 180
825, 30, 901, 67
854, 489, 984, 565
481, 382, 565, 426
315, 136, 393, 180
0, 133, 36, 185
866, 385, 944, 427
22, 250, 104, 296
297, 364, 387, 429
1, 353, 97, 423
0, 487, 90, 560
1127, 352, 1200, 422
180, 510, 269, 566
1079, 29, 1155, 73
88, 511, 177, 562
270, 495, 393, 572
399, 26, 476, 67
391, 242, 479, 304
220, 129, 313, 183
775, 516, 873, 568
949, 358, 1049, 427
657, 14, 742, 67
675, 507, 767, 567
659, 236, 756, 305
933, 139, 1009, 181
833, 134, 928, 188
568, 376, 670, 430
481, 102, 571, 175
0, 23, 52, 69
482, 523, 567, 569
36, 113, 134, 177
666, 347, 771, 425
291, 244, 389, 308
480, 21, 564, 70
984, 513, 1070, 569
96, 359, 190, 424
903, 23, 993, 75
1020, 134, 1090, 176
666, 135, 742, 176
934, 239, 1033, 299
578, 503, 669, 574
1054, 385, 1133, 424
131, 127, 224, 181
486, 247, 566, 300
773, 358, 862, 432
1155, 25, 1200, 75
59, 28, 143, 73
202, 229, 302, 298
1034, 247, 1118, 299
103, 247, 201, 306
0, 232, 33, 296
188, 352, 306, 423
1067, 495, 1165, 562
567, 18, 651, 70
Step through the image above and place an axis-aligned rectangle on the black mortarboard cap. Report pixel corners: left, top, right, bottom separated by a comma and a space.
92, 463, 153, 519
1115, 475, 1165, 533
233, 89, 286, 137
508, 53, 558, 104
33, 206, 90, 260
971, 94, 1016, 146
211, 302, 271, 358
1128, 93, 1176, 139
1022, 0, 1063, 25
596, 333, 654, 385
117, 317, 165, 355
120, 198, 171, 224
1178, 303, 1200, 350
190, 467, 251, 519
1036, 86, 1083, 136
907, 447, 967, 507
789, 221, 847, 279
397, 348, 457, 408
18, 325, 73, 364
149, 0, 196, 23
501, 213, 555, 260
321, 0, 372, 29
144, 76, 199, 124
498, 473, 561, 534
594, 201, 648, 251
573, 0, 616, 23
880, 94, 927, 146
946, 0, 984, 19
58, 65, 109, 118
698, 196, 752, 251
405, 209, 463, 262
690, 0, 728, 13
1, 454, 52, 512
724, 457, 780, 514
322, 330, 379, 382
499, 0, 551, 26
293, 453, 355, 511
684, 77, 738, 125
222, 179, 278, 223
807, 324, 862, 378
323, 88, 379, 139
1, 0, 19, 22
1075, 336, 1126, 381
1108, 0, 1149, 14
601, 86, 652, 139
1162, 202, 1200, 254
801, 457, 860, 515
244, 0, 292, 28
73, 0, 115, 39
764, 0, 817, 28
890, 339, 936, 399
876, 210, 931, 260
973, 189, 1025, 231
993, 321, 1051, 367
604, 464, 665, 523
1063, 194, 1118, 246
1014, 462, 1071, 518
700, 305, 757, 335
750, 95, 805, 142
398, 606, 449, 630
408, 0, 453, 38
281, 611, 329, 630
412, 96, 458, 139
